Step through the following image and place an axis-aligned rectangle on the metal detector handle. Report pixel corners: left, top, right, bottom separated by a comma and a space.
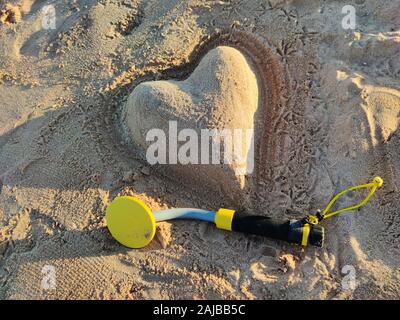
215, 210, 324, 247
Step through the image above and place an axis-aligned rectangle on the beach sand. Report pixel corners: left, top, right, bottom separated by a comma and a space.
0, 0, 399, 299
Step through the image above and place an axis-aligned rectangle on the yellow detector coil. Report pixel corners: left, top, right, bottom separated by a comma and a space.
106, 196, 156, 248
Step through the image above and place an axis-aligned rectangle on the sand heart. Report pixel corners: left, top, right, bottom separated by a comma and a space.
122, 46, 259, 203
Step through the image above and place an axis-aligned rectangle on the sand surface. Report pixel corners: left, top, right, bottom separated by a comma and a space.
123, 45, 259, 203
0, 0, 399, 299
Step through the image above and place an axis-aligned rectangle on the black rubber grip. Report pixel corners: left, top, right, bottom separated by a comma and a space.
231, 213, 290, 241
231, 212, 324, 247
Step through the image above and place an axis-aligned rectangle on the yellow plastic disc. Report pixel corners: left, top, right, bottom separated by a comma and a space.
106, 196, 156, 249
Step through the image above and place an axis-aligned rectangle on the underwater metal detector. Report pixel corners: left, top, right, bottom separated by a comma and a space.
106, 177, 383, 248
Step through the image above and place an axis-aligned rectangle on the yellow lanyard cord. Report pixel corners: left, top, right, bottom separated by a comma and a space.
308, 176, 383, 224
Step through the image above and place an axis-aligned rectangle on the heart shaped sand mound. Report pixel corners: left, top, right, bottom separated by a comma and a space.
122, 46, 259, 203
